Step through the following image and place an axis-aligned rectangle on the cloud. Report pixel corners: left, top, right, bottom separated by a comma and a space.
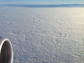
0, 6, 84, 63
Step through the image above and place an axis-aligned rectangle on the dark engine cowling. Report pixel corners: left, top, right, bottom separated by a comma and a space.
0, 37, 13, 63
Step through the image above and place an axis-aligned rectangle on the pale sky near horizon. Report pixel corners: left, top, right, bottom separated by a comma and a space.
0, 0, 84, 4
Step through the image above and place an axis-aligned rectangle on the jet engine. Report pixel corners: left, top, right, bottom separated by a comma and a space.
0, 37, 13, 63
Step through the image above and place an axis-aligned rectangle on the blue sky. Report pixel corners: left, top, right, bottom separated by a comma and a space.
0, 0, 84, 4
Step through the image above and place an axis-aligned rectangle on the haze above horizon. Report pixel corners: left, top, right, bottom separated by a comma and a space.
0, 0, 84, 4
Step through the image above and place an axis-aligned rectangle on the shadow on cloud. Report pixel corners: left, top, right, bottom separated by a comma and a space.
0, 4, 84, 8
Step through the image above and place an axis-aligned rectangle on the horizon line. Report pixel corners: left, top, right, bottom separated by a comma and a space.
0, 4, 84, 8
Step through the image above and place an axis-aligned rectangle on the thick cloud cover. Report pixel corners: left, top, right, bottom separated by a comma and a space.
0, 7, 84, 63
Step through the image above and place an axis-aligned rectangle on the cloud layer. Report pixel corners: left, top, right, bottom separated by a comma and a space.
0, 6, 84, 63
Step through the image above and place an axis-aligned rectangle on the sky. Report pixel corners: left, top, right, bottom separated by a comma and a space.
0, 0, 84, 4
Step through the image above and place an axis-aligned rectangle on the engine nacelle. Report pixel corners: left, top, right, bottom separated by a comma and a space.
0, 37, 13, 63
